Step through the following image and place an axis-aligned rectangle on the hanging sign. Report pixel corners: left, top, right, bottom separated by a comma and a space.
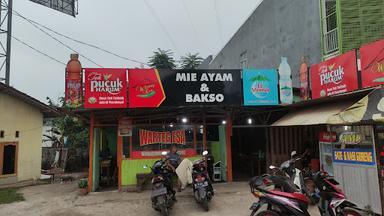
360, 39, 384, 88
118, 117, 132, 137
128, 69, 242, 107
299, 57, 310, 100
310, 50, 358, 99
242, 69, 278, 106
84, 68, 127, 108
139, 129, 186, 146
333, 148, 375, 166
339, 132, 362, 145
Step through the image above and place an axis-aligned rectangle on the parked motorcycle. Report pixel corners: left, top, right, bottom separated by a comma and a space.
192, 150, 214, 211
249, 174, 311, 216
144, 151, 175, 216
249, 150, 366, 216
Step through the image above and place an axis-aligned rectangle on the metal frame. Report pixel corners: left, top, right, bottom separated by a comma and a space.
0, 0, 12, 85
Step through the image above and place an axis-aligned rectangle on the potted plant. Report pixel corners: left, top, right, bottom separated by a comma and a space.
78, 178, 88, 196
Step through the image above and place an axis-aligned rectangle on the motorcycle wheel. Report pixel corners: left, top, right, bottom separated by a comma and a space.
255, 210, 280, 216
201, 196, 209, 211
342, 207, 362, 216
160, 206, 169, 216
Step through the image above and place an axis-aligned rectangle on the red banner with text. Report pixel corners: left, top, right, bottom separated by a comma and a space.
310, 50, 358, 99
360, 39, 384, 88
84, 68, 127, 108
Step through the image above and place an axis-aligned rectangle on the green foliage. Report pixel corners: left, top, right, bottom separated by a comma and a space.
148, 48, 176, 69
180, 53, 204, 69
249, 75, 270, 82
0, 188, 25, 204
46, 97, 89, 149
78, 178, 88, 189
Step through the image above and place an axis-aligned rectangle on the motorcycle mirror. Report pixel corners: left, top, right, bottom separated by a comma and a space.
161, 151, 168, 156
202, 150, 208, 156
143, 165, 148, 169
269, 165, 277, 170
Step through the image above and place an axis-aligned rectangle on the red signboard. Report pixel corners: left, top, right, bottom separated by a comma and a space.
128, 69, 166, 108
310, 50, 358, 99
319, 131, 337, 142
84, 68, 127, 108
360, 39, 384, 88
139, 129, 186, 146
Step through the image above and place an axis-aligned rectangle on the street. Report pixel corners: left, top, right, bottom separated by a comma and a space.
0, 182, 321, 216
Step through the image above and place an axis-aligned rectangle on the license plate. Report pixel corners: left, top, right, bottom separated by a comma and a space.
195, 181, 208, 188
152, 187, 167, 197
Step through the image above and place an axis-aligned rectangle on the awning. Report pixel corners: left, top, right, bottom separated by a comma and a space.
327, 87, 384, 124
272, 101, 355, 126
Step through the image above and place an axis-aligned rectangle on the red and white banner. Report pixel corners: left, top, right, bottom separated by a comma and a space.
319, 131, 337, 143
84, 68, 127, 108
360, 39, 384, 88
310, 50, 358, 99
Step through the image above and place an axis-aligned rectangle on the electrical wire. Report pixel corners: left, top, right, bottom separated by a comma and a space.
143, 0, 181, 56
2, 4, 103, 67
12, 35, 67, 66
10, 7, 148, 66
180, 0, 201, 48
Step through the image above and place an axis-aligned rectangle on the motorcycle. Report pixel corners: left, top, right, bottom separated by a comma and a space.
313, 171, 365, 216
144, 151, 176, 216
192, 150, 214, 211
254, 150, 365, 216
249, 174, 311, 216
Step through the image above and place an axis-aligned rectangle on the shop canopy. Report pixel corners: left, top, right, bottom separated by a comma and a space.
272, 88, 376, 126
327, 87, 384, 124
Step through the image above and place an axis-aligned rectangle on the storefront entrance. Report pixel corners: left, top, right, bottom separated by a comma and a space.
231, 127, 266, 181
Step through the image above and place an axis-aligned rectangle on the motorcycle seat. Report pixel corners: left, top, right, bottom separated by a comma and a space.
269, 190, 309, 203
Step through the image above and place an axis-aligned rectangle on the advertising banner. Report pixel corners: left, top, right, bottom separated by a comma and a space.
333, 148, 376, 166
131, 149, 196, 159
360, 39, 384, 88
65, 70, 82, 108
128, 69, 166, 108
310, 50, 358, 99
139, 129, 186, 146
242, 69, 278, 106
84, 68, 127, 108
128, 69, 241, 107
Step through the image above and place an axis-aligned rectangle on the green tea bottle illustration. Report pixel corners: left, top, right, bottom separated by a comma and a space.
279, 57, 293, 104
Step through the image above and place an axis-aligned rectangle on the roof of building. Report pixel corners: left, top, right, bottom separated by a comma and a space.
0, 82, 60, 117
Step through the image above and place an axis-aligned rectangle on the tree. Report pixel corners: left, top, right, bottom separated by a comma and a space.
148, 48, 176, 69
45, 97, 89, 149
180, 53, 204, 69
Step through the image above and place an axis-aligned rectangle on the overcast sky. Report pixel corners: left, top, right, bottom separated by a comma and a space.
4, 0, 263, 103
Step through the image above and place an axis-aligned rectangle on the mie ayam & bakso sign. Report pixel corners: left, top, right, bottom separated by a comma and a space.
159, 69, 242, 106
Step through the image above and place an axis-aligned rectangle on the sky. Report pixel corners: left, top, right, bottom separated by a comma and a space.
3, 0, 263, 103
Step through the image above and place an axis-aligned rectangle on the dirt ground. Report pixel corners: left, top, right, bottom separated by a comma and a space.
0, 182, 321, 216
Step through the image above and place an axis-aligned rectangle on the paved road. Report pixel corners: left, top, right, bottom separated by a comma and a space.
0, 181, 320, 216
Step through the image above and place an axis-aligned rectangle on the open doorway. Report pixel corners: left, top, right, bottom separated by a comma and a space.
231, 127, 266, 181
96, 127, 118, 191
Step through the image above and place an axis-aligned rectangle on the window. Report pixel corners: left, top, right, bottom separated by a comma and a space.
0, 142, 18, 176
240, 51, 248, 69
0, 131, 4, 138
321, 0, 339, 55
15, 131, 19, 138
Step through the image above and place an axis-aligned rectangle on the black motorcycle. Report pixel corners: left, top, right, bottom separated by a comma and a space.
192, 150, 214, 211
144, 152, 175, 216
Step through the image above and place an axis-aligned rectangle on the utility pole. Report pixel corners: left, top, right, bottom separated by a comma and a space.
0, 0, 13, 85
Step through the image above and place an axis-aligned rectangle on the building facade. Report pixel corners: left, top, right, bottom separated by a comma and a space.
0, 83, 58, 185
209, 0, 322, 87
320, 0, 384, 59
